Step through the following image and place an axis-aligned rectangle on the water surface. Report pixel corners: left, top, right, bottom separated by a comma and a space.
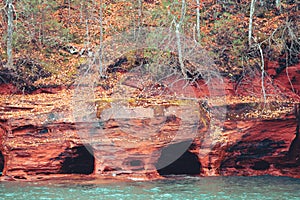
1, 176, 300, 200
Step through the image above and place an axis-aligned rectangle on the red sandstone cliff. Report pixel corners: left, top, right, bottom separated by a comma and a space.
1, 62, 300, 181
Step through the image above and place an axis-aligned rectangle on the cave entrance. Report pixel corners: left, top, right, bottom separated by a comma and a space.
60, 145, 95, 175
155, 141, 202, 176
0, 151, 4, 176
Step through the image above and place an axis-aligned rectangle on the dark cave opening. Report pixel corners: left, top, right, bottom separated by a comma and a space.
0, 151, 4, 176
59, 145, 95, 175
155, 141, 202, 176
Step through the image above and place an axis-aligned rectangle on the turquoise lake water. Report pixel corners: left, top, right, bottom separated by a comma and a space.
1, 176, 300, 200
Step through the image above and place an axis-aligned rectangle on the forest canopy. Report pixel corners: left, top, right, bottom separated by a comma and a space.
0, 0, 299, 91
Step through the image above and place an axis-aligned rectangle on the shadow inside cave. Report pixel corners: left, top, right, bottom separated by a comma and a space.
58, 145, 95, 175
155, 141, 202, 176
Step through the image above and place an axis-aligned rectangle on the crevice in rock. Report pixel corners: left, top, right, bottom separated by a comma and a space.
287, 133, 300, 162
59, 145, 95, 175
155, 141, 202, 176
288, 104, 300, 162
0, 151, 4, 176
12, 125, 35, 132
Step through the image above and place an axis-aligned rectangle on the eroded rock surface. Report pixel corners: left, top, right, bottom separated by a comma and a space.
1, 62, 300, 181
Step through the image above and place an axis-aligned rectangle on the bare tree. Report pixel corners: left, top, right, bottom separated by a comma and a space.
174, 0, 187, 79
248, 0, 268, 102
248, 0, 256, 46
132, 0, 143, 39
195, 0, 201, 43
137, 0, 143, 29
39, 0, 45, 45
98, 0, 104, 76
275, 0, 281, 13
256, 41, 267, 102
6, 0, 14, 69
81, 2, 91, 55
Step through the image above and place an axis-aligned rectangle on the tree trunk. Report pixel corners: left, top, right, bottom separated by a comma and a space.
98, 0, 104, 76
6, 0, 14, 69
275, 0, 281, 13
196, 0, 201, 42
40, 0, 45, 45
248, 0, 256, 46
175, 0, 187, 79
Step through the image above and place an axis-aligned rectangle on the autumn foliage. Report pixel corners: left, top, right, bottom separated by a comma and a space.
0, 0, 299, 91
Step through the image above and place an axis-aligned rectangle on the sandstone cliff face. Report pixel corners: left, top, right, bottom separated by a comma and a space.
1, 62, 300, 181
219, 118, 299, 177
